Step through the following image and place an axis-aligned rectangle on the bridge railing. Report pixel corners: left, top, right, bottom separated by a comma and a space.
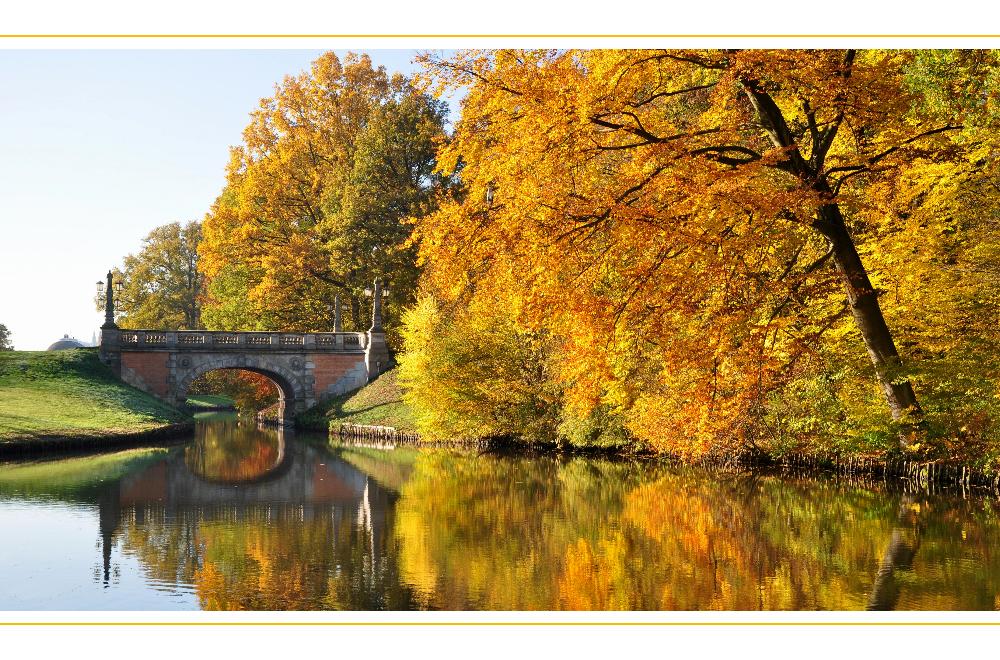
116, 329, 367, 351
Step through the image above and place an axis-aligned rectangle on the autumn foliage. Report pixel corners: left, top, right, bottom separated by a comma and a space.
401, 49, 1000, 463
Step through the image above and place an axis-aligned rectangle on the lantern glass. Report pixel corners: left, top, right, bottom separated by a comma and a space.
96, 281, 105, 296
364, 287, 372, 297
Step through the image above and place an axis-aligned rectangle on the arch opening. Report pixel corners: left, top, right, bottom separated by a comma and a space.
187, 369, 281, 414
179, 363, 303, 425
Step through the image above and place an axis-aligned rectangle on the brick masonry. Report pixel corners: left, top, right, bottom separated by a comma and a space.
121, 352, 170, 397
311, 354, 369, 398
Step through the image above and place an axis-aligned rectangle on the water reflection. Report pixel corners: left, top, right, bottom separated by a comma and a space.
114, 424, 414, 610
184, 419, 286, 483
2, 422, 1000, 610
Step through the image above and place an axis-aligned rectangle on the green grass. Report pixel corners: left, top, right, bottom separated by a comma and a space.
333, 446, 419, 492
0, 447, 169, 499
0, 348, 189, 442
302, 368, 418, 434
185, 393, 236, 409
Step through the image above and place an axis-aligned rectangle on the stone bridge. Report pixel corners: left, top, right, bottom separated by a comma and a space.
97, 275, 391, 424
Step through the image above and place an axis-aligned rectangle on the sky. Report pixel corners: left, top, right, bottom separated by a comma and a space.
0, 49, 449, 350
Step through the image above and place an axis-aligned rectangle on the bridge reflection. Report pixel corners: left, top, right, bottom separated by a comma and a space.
88, 422, 418, 608
119, 436, 370, 507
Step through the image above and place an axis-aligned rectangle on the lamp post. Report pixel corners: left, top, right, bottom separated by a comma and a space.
363, 278, 392, 379
332, 293, 343, 332
97, 270, 119, 330
363, 279, 390, 332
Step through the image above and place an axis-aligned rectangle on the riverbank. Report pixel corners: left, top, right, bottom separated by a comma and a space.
0, 348, 192, 454
313, 369, 648, 456
301, 368, 1000, 493
301, 368, 418, 433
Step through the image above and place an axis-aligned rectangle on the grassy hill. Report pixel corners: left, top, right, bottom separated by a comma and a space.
0, 348, 189, 443
302, 368, 418, 434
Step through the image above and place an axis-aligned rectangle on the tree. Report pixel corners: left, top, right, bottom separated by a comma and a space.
107, 221, 203, 330
107, 221, 285, 411
199, 52, 451, 343
0, 323, 13, 351
414, 49, 993, 456
398, 292, 561, 443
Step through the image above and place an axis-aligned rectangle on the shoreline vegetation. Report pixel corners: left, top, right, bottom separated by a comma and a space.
0, 348, 192, 455
320, 370, 1000, 494
2, 349, 999, 493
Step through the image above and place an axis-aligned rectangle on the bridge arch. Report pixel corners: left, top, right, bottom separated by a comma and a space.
175, 356, 308, 424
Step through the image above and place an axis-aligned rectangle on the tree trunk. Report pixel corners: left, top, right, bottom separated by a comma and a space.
816, 202, 923, 443
866, 495, 920, 611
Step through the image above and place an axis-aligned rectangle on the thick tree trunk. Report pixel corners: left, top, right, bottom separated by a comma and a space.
866, 495, 920, 611
739, 74, 923, 445
816, 203, 923, 441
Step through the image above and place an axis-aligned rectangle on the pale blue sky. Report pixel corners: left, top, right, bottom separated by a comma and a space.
0, 49, 450, 350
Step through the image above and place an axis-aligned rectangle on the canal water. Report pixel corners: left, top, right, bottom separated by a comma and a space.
1, 415, 999, 611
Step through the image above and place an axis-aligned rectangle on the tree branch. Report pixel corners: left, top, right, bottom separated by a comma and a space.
740, 78, 811, 176
690, 145, 762, 166
627, 82, 717, 108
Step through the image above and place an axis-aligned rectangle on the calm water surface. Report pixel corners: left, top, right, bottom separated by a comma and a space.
2, 417, 999, 611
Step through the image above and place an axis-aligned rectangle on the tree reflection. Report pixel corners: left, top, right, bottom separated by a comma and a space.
866, 496, 922, 611
10, 433, 1000, 610
183, 420, 284, 483
390, 454, 1000, 610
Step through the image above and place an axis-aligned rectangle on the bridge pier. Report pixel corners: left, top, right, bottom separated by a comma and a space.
365, 330, 391, 380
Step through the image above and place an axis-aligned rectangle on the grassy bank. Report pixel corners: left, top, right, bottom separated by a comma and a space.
185, 394, 236, 410
0, 349, 190, 444
302, 368, 418, 433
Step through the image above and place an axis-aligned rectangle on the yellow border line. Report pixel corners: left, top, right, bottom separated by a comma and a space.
1, 34, 1000, 38
1, 621, 1000, 626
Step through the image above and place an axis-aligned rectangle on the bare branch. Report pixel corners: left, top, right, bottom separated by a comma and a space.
690, 145, 762, 166
627, 82, 717, 108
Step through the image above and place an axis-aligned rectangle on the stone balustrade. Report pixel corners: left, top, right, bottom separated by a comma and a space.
114, 329, 367, 352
